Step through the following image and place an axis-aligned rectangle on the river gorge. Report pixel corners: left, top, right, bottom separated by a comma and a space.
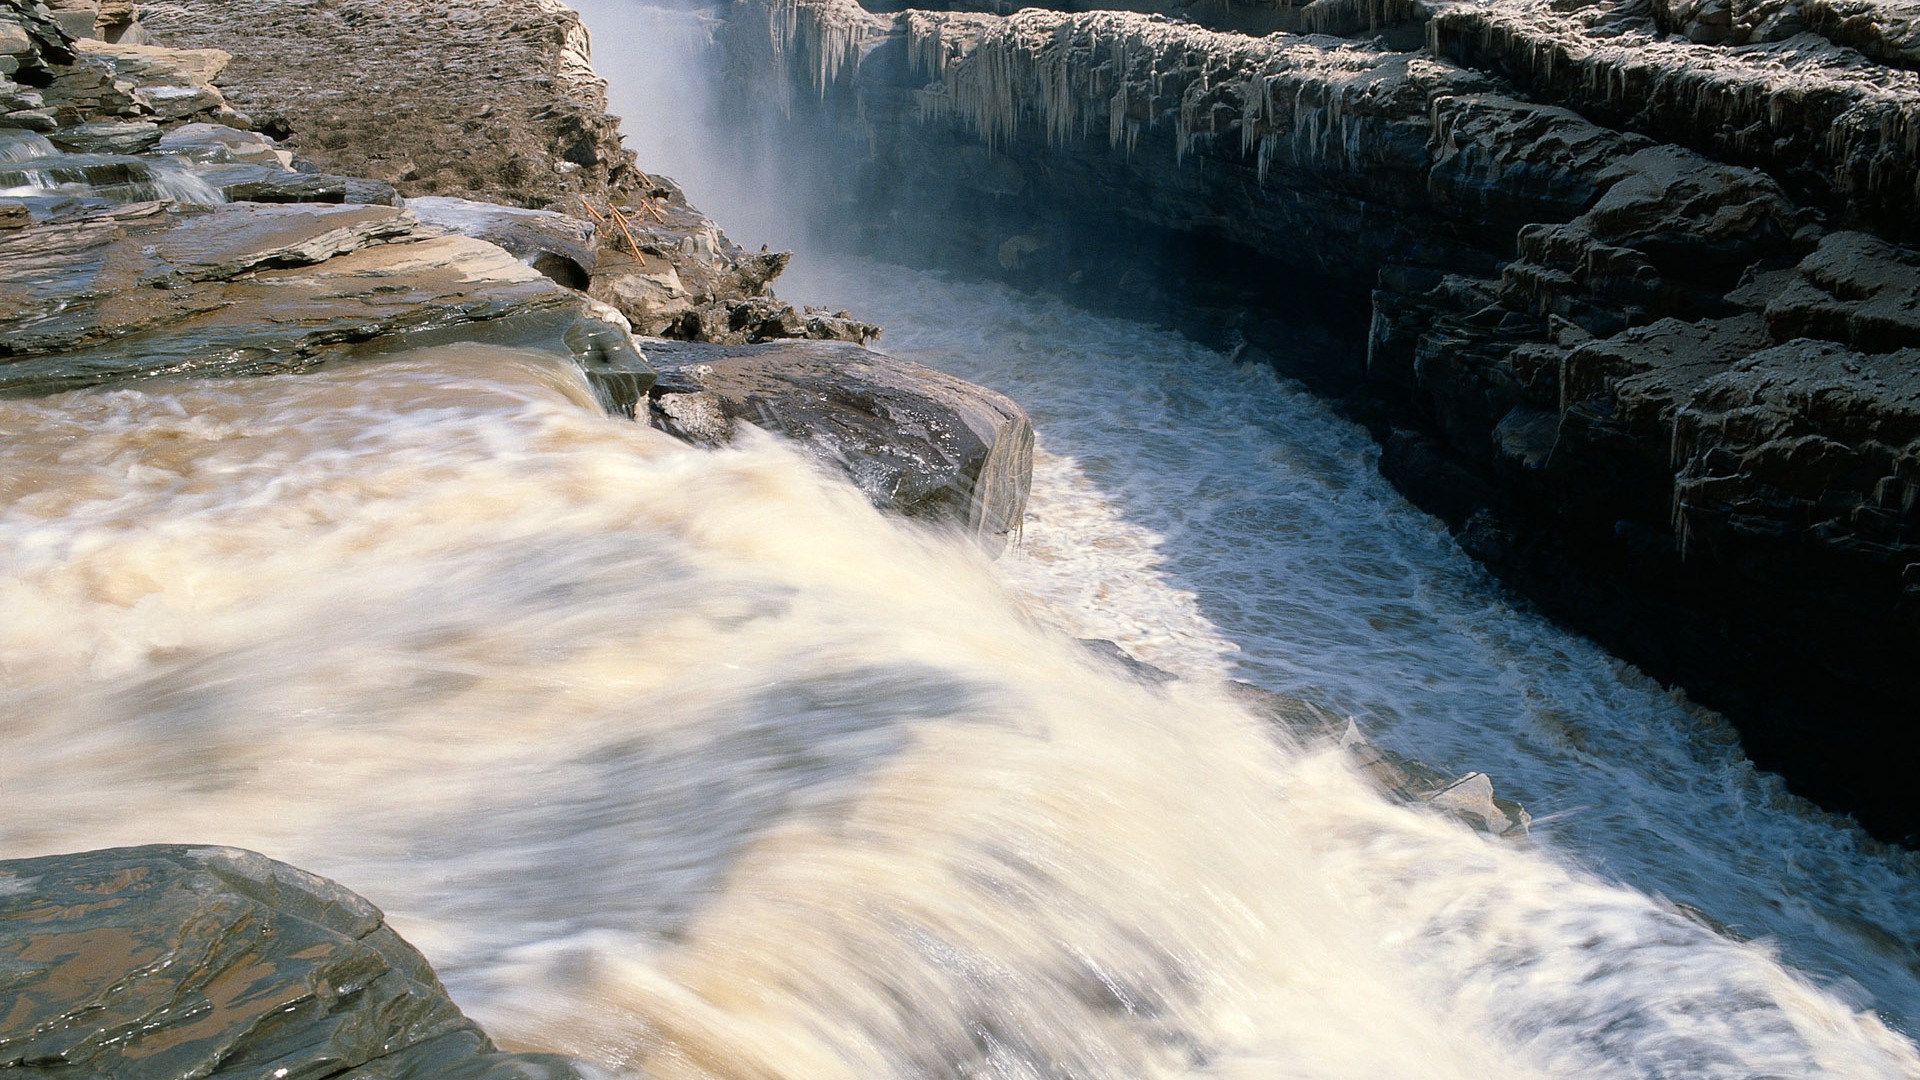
4, 0, 1920, 1076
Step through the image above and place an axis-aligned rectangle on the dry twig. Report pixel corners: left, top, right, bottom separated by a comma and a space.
575, 195, 648, 260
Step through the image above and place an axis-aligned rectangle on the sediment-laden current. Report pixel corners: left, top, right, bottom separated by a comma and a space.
3, 1, 1920, 1076
1, 335, 1917, 1078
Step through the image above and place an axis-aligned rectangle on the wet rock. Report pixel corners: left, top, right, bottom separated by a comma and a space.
409, 194, 599, 288
587, 196, 877, 346
158, 121, 292, 165
644, 337, 1032, 548
670, 295, 883, 346
71, 36, 227, 87
1, 20, 33, 59
136, 0, 872, 350
0, 845, 587, 1080
45, 118, 160, 154
3, 0, 237, 131
1225, 681, 1532, 837
199, 161, 403, 206
64, 35, 240, 126
1077, 638, 1179, 683
0, 200, 650, 400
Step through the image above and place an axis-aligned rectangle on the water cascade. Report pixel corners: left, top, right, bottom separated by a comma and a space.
4, 0, 1920, 1077
4, 344, 1918, 1079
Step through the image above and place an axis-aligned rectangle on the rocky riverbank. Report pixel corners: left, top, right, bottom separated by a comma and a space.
2, 0, 1035, 546
0, 2, 1042, 1069
723, 0, 1920, 842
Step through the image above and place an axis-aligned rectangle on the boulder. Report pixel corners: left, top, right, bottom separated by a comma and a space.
71, 36, 228, 87
157, 121, 293, 166
0, 845, 585, 1080
644, 337, 1033, 549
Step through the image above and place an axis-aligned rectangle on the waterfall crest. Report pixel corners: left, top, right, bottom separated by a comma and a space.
3, 346, 1916, 1078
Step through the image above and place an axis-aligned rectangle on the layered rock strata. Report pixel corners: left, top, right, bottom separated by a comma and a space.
736, 0, 1920, 839
0, 198, 654, 408
134, 0, 878, 346
4, 0, 1021, 534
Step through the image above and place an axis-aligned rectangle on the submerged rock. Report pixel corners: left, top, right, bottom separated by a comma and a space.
45, 118, 159, 153
0, 845, 586, 1080
644, 337, 1033, 550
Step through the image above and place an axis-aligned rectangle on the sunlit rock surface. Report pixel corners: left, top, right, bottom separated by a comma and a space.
136, 0, 881, 347
0, 200, 651, 399
1, 0, 242, 131
645, 337, 1034, 549
0, 846, 588, 1080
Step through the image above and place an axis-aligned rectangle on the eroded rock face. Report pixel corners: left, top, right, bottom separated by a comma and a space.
733, 0, 1920, 838
137, 0, 882, 349
0, 845, 586, 1080
645, 337, 1034, 549
1427, 0, 1920, 235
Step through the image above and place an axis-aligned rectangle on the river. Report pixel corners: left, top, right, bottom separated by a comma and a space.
2, 0, 1919, 1076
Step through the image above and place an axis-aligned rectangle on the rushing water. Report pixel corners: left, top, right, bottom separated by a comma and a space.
4, 343, 1919, 1078
578, 0, 1920, 1034
3, 1, 1920, 1076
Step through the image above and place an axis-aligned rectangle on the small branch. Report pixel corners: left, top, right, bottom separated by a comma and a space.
575, 196, 646, 260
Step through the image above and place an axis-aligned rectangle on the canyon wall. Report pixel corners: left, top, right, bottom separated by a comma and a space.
733, 0, 1920, 841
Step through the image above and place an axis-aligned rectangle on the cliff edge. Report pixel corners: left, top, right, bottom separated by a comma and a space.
730, 0, 1920, 840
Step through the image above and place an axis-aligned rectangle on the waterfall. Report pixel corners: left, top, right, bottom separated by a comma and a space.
6, 2, 1920, 1078
4, 346, 1918, 1079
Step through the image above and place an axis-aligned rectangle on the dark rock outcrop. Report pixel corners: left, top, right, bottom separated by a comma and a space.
730, 0, 1920, 839
645, 337, 1034, 548
0, 845, 585, 1080
409, 194, 600, 288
